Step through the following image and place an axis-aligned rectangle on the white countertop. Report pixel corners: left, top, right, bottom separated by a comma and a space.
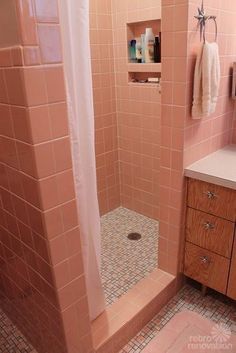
185, 145, 236, 190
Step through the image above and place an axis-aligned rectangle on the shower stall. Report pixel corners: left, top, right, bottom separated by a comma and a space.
89, 0, 162, 306
60, 0, 161, 311
0, 0, 164, 352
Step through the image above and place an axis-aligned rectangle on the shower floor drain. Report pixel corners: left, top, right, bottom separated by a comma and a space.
127, 232, 142, 240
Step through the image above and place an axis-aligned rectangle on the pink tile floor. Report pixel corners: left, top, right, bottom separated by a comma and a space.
119, 281, 236, 353
0, 305, 37, 353
0, 282, 236, 352
142, 310, 236, 352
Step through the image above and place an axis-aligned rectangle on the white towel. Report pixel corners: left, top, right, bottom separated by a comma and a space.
192, 42, 220, 119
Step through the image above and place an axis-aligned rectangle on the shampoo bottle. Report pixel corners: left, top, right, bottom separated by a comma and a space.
145, 28, 155, 63
154, 36, 161, 63
141, 34, 145, 63
129, 39, 137, 62
135, 37, 142, 63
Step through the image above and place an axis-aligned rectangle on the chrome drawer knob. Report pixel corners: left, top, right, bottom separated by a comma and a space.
203, 221, 215, 230
204, 191, 217, 199
200, 256, 210, 264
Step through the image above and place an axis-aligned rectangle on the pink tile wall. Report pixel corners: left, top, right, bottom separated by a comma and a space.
0, 0, 20, 48
184, 0, 236, 166
159, 0, 236, 276
90, 1, 162, 219
0, 1, 92, 353
233, 104, 236, 143
112, 0, 162, 220
1, 3, 234, 353
158, 0, 188, 275
89, 0, 120, 215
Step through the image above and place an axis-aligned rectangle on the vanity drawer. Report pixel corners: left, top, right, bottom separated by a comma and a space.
188, 179, 236, 221
186, 208, 234, 258
184, 242, 230, 294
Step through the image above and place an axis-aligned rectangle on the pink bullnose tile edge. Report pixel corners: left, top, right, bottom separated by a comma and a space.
92, 269, 176, 352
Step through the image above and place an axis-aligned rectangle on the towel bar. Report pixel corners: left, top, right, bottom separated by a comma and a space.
195, 1, 217, 43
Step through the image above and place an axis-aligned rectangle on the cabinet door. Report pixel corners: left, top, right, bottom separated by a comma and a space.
184, 242, 230, 294
227, 236, 236, 300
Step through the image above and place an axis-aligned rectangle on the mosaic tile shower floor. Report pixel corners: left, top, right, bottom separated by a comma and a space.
119, 283, 236, 353
101, 207, 159, 306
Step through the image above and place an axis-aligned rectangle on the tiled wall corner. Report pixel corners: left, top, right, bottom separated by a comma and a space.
0, 1, 93, 353
159, 0, 188, 275
159, 0, 236, 276
184, 0, 236, 166
89, 0, 120, 215
1, 1, 236, 352
111, 0, 162, 220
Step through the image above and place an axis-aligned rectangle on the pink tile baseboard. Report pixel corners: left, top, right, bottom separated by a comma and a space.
92, 269, 176, 353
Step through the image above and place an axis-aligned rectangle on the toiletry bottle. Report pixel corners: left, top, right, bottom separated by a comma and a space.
145, 28, 155, 63
159, 32, 161, 62
135, 37, 142, 63
141, 34, 145, 63
154, 36, 161, 63
129, 39, 137, 62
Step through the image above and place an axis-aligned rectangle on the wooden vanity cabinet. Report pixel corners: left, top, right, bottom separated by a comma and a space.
228, 237, 236, 300
184, 178, 236, 298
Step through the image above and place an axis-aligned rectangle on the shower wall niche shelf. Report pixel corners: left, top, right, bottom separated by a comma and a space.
127, 63, 161, 73
128, 64, 161, 85
128, 71, 161, 86
127, 18, 161, 63
127, 19, 161, 86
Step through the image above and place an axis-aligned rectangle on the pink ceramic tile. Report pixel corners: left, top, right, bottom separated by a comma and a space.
39, 176, 59, 210
34, 142, 55, 178
11, 106, 30, 142
0, 104, 14, 138
2, 2, 236, 353
53, 260, 70, 289
43, 206, 63, 239
44, 66, 66, 103
23, 67, 47, 106
65, 227, 82, 257
37, 24, 62, 63
49, 102, 69, 138
1, 137, 19, 169
23, 46, 41, 66
16, 0, 38, 45
21, 172, 40, 207
28, 105, 52, 143
56, 170, 75, 204
58, 276, 87, 310
68, 252, 84, 281
0, 49, 13, 67
61, 200, 78, 232
34, 0, 59, 23
49, 234, 67, 265
32, 231, 50, 262
0, 70, 8, 103
53, 138, 72, 172
11, 47, 24, 66
4, 68, 26, 105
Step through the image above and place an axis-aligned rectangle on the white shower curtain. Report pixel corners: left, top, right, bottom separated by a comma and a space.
58, 0, 105, 320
